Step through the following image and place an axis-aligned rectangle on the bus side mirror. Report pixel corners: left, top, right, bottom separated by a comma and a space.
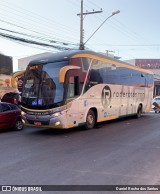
59, 66, 80, 83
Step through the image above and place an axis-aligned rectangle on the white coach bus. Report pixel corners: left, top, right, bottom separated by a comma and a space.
21, 50, 154, 129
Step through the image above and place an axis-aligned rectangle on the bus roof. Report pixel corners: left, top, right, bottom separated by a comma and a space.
29, 50, 85, 64
29, 50, 153, 75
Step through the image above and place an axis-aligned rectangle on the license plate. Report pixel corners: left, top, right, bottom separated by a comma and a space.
34, 121, 41, 126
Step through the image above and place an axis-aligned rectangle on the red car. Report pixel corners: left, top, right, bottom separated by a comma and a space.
0, 102, 23, 130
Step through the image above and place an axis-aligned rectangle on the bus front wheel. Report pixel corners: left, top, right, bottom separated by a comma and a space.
85, 109, 96, 130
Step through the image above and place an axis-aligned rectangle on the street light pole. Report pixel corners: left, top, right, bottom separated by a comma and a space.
84, 10, 120, 46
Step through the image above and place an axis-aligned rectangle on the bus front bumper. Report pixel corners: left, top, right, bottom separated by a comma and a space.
22, 113, 68, 129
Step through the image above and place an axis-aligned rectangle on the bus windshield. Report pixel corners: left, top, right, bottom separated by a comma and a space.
22, 61, 68, 108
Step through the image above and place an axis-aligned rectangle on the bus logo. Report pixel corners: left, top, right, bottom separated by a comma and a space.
101, 85, 111, 108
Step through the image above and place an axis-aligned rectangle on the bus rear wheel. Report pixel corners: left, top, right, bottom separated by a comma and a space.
85, 109, 96, 130
136, 105, 142, 118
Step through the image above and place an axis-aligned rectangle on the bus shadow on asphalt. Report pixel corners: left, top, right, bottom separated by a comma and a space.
93, 113, 150, 129
24, 113, 155, 136
25, 126, 83, 136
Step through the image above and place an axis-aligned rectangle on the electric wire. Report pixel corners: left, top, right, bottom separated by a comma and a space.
0, 1, 80, 44
0, 31, 77, 51
0, 0, 79, 35
85, 0, 159, 52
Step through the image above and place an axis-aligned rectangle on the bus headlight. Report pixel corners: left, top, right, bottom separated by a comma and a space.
55, 121, 61, 126
52, 112, 61, 117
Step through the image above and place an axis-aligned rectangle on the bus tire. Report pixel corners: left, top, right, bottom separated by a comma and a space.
85, 109, 96, 130
136, 105, 142, 118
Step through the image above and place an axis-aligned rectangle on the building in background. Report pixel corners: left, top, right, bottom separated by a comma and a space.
126, 59, 160, 96
0, 54, 17, 99
0, 53, 13, 74
18, 52, 52, 71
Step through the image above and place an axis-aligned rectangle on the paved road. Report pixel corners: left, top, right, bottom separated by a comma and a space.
0, 112, 160, 193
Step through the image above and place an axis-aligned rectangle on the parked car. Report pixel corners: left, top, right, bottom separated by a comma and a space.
152, 96, 160, 110
0, 102, 23, 130
1, 92, 21, 105
152, 96, 160, 108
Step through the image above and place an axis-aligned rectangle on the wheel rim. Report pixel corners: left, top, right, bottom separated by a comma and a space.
16, 120, 23, 130
87, 114, 94, 126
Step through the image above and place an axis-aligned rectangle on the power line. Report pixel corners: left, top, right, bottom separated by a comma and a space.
0, 0, 79, 35
78, 1, 141, 46
85, 0, 157, 48
0, 14, 79, 43
0, 31, 76, 51
0, 26, 79, 47
0, 1, 79, 43
93, 44, 160, 47
0, 20, 79, 48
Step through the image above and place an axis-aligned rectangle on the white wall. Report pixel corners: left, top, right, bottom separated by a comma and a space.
18, 52, 52, 71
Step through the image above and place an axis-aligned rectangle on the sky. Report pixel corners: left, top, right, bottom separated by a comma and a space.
0, 0, 160, 72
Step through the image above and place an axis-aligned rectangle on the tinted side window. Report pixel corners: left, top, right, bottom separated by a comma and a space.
87, 59, 153, 88
88, 60, 118, 86
82, 58, 91, 71
146, 74, 154, 87
1, 104, 11, 112
88, 60, 103, 86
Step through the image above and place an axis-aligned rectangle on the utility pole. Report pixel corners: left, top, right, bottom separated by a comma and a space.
79, 0, 84, 50
106, 50, 115, 56
77, 0, 102, 50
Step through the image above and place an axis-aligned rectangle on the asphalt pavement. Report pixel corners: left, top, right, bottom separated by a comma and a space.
0, 112, 160, 194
